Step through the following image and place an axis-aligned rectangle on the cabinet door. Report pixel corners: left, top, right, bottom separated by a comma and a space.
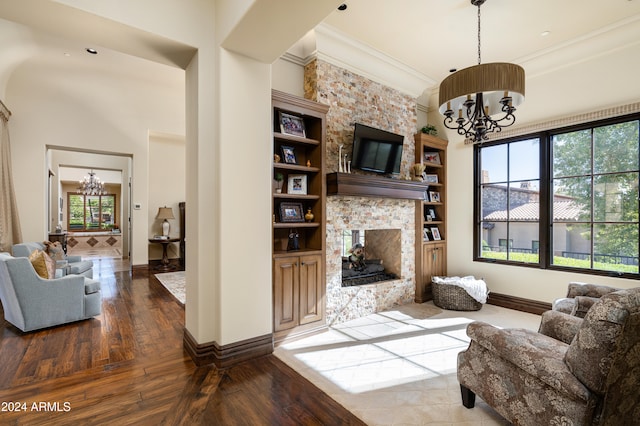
298, 254, 323, 325
273, 257, 299, 332
421, 242, 447, 300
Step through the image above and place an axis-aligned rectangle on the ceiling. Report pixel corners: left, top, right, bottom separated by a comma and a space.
324, 0, 640, 86
1, 0, 640, 100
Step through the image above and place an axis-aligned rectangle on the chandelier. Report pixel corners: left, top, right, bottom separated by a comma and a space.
439, 0, 525, 143
77, 170, 105, 196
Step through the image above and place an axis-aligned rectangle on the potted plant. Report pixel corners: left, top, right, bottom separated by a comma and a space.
420, 124, 438, 136
274, 172, 284, 193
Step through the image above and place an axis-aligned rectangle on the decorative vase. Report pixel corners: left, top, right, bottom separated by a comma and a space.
305, 208, 314, 223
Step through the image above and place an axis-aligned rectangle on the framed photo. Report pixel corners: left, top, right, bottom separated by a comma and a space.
423, 151, 441, 165
429, 191, 441, 203
424, 174, 438, 183
279, 202, 304, 223
431, 227, 442, 240
281, 146, 297, 164
423, 228, 430, 241
288, 174, 307, 195
279, 112, 306, 137
428, 208, 437, 220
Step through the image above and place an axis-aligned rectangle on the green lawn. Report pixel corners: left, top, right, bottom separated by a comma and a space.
481, 251, 638, 273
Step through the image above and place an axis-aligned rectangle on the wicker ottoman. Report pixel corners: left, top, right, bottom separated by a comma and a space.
432, 279, 483, 311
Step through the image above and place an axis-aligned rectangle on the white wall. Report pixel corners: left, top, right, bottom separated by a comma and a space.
6, 42, 184, 266
148, 133, 186, 260
440, 38, 640, 303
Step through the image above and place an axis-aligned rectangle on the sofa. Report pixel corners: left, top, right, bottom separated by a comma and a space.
0, 252, 101, 332
457, 287, 640, 425
553, 282, 620, 318
12, 241, 93, 278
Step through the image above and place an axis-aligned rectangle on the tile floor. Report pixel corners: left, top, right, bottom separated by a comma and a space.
275, 302, 541, 426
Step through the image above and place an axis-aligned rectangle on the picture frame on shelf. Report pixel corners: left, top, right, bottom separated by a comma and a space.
287, 174, 307, 195
423, 151, 441, 165
423, 228, 430, 241
423, 174, 438, 183
429, 191, 441, 203
281, 145, 297, 164
279, 112, 306, 137
279, 202, 305, 223
431, 227, 441, 240
428, 208, 437, 220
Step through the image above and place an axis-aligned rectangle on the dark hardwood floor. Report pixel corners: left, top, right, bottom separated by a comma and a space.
0, 261, 365, 425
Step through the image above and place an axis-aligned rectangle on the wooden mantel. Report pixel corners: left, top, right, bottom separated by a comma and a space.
326, 172, 428, 200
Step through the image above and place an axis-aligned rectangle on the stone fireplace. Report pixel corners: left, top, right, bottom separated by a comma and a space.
325, 196, 416, 324
342, 228, 401, 287
304, 58, 418, 325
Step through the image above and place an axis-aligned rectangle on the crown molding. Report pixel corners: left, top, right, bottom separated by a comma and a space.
282, 23, 436, 98
464, 101, 640, 145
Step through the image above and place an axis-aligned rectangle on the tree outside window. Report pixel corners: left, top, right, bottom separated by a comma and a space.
69, 194, 116, 231
476, 116, 640, 277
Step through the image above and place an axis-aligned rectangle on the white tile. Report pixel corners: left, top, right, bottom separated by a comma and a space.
274, 302, 541, 425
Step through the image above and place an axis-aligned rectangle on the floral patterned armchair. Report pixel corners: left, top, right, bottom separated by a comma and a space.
457, 287, 640, 425
552, 282, 620, 318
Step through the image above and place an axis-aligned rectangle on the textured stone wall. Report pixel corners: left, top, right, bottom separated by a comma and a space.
304, 59, 418, 324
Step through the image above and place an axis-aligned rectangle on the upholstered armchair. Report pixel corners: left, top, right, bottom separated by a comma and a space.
12, 241, 93, 278
457, 287, 640, 425
552, 282, 620, 318
0, 253, 101, 332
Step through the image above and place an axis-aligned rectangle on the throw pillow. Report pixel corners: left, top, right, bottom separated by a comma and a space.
28, 250, 56, 279
43, 240, 66, 261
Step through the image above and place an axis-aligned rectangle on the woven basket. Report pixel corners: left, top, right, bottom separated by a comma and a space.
432, 280, 482, 311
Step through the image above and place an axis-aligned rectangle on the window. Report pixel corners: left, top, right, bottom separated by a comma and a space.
478, 138, 540, 263
475, 114, 640, 278
68, 194, 116, 231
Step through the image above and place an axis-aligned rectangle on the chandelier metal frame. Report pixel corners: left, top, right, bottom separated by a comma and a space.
77, 170, 105, 196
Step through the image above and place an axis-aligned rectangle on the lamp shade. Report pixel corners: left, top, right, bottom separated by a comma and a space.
438, 62, 525, 116
156, 207, 175, 220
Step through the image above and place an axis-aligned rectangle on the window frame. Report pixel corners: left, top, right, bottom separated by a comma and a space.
474, 113, 640, 280
67, 193, 117, 232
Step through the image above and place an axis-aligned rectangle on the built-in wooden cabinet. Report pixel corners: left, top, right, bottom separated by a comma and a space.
273, 253, 323, 332
271, 90, 328, 344
415, 133, 448, 302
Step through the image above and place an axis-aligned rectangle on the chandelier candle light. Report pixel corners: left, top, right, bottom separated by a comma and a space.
156, 206, 175, 237
439, 0, 525, 143
77, 170, 105, 195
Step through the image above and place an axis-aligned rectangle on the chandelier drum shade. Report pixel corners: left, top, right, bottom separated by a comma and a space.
77, 170, 105, 196
438, 0, 525, 143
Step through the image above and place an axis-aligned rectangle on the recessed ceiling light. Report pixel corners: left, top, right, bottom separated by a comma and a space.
86, 48, 98, 55
338, 4, 347, 11
541, 30, 551, 37
63, 52, 71, 57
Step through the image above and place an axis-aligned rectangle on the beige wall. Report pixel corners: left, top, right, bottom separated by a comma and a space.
438, 37, 640, 303
7, 49, 184, 266
148, 133, 185, 260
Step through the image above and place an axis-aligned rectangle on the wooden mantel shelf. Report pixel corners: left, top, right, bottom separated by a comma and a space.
326, 172, 428, 200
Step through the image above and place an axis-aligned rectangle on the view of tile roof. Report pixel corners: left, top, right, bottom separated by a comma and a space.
483, 200, 582, 221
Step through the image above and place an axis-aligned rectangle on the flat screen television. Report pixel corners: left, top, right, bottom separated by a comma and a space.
351, 123, 404, 176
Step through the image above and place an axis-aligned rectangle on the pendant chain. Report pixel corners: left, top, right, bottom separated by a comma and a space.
477, 4, 482, 65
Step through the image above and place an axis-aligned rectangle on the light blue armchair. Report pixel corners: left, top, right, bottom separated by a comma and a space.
12, 242, 93, 278
0, 253, 101, 332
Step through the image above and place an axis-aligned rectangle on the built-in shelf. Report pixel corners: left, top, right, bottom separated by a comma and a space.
326, 172, 428, 200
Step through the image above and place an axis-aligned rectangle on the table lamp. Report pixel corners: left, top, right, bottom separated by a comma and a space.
156, 206, 175, 236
